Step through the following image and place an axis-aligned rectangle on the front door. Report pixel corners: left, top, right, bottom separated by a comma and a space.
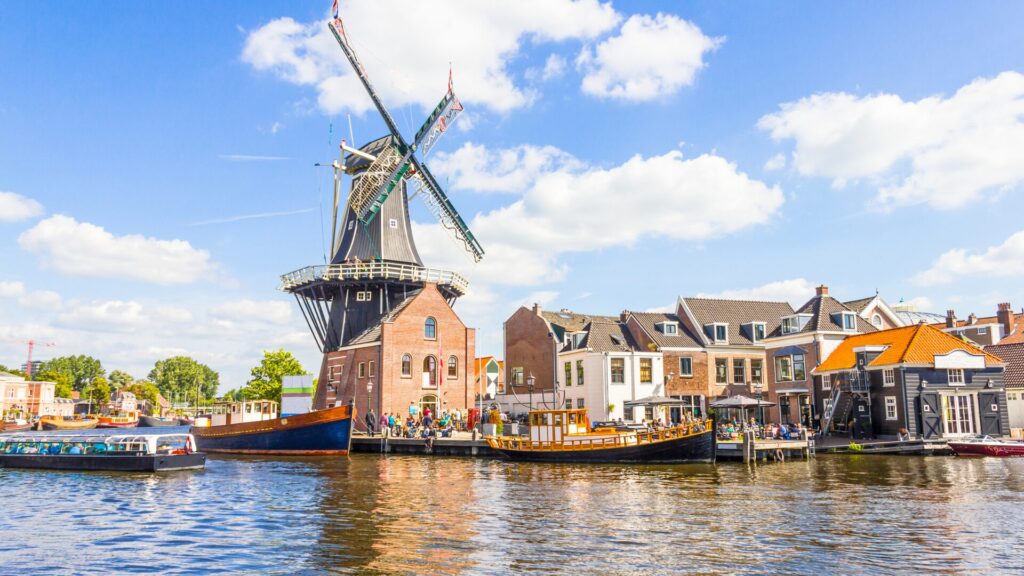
942, 394, 976, 437
920, 393, 942, 439
799, 394, 812, 427
978, 392, 1002, 437
779, 395, 792, 425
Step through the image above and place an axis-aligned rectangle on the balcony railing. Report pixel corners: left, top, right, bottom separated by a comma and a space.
280, 262, 469, 295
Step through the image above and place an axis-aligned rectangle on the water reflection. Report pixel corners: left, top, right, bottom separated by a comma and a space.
0, 455, 1022, 574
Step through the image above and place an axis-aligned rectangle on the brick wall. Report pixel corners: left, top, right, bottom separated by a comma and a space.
764, 342, 818, 425
663, 351, 710, 396
504, 306, 556, 393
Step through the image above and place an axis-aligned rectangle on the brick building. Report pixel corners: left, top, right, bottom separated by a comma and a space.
316, 283, 475, 428
623, 311, 707, 418
764, 285, 876, 427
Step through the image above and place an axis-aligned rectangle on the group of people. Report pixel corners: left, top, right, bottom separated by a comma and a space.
365, 403, 470, 440
717, 417, 809, 441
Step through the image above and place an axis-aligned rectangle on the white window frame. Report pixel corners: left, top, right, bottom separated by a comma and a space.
752, 322, 766, 342
872, 314, 882, 328
576, 398, 585, 409
821, 373, 831, 391
977, 326, 988, 335
781, 316, 799, 335
711, 323, 729, 344
842, 312, 857, 331
679, 356, 693, 377
883, 368, 895, 387
948, 369, 965, 386
885, 396, 897, 421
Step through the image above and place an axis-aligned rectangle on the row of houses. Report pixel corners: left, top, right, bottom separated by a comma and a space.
0, 372, 75, 418
499, 286, 1024, 440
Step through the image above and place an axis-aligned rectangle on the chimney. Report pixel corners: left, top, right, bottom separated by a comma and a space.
946, 309, 957, 328
816, 285, 829, 297
620, 310, 629, 322
968, 313, 977, 325
532, 302, 541, 316
997, 302, 1015, 336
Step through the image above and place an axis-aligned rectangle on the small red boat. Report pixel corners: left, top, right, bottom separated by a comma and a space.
1, 420, 33, 432
948, 436, 1024, 457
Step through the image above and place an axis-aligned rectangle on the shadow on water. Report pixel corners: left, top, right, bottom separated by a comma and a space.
1, 454, 1023, 575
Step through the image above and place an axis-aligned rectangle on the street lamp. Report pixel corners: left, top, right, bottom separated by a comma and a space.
366, 381, 373, 435
527, 373, 536, 412
752, 380, 764, 425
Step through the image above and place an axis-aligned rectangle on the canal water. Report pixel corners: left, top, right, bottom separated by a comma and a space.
1, 454, 1023, 575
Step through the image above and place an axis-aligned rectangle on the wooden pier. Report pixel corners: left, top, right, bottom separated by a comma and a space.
351, 434, 497, 457
715, 435, 813, 462
816, 437, 952, 456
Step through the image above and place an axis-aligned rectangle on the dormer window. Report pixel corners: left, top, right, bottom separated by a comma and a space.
750, 322, 766, 342
782, 316, 799, 335
656, 321, 678, 335
709, 323, 728, 344
842, 312, 856, 331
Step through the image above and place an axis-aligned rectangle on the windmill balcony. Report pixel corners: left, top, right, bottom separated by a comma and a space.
280, 262, 469, 296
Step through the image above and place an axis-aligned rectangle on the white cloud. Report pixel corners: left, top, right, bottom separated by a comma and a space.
758, 71, 1024, 210
18, 215, 218, 285
763, 153, 786, 171
577, 13, 721, 101
18, 290, 61, 310
209, 300, 294, 326
418, 143, 782, 291
914, 230, 1024, 285
542, 54, 567, 81
0, 191, 44, 222
0, 281, 26, 298
55, 300, 192, 333
241, 1, 620, 115
697, 278, 815, 307
434, 143, 583, 194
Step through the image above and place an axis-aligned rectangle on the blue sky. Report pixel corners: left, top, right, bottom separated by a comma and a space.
2, 1, 1023, 389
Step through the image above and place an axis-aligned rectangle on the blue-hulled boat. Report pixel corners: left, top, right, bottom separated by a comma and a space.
191, 400, 353, 455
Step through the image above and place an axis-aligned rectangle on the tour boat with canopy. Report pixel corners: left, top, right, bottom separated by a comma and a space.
486, 408, 716, 463
0, 432, 206, 471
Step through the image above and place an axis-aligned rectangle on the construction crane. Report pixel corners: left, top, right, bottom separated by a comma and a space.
1, 338, 56, 380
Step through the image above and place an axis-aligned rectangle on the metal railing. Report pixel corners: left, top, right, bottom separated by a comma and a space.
279, 262, 469, 294
487, 420, 711, 452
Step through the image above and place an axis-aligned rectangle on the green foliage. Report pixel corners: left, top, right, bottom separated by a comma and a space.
148, 356, 219, 404
84, 376, 111, 409
41, 355, 105, 391
34, 369, 73, 398
0, 364, 25, 378
240, 349, 307, 406
108, 370, 135, 390
220, 389, 244, 402
126, 381, 161, 414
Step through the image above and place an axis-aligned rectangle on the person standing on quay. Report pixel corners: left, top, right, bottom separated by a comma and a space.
380, 412, 390, 438
366, 408, 377, 437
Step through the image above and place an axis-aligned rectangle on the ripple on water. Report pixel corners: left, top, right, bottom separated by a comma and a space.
1, 455, 1023, 574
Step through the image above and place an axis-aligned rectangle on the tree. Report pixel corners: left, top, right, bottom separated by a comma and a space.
108, 370, 135, 390
0, 364, 25, 378
148, 356, 219, 404
84, 376, 111, 410
41, 355, 105, 391
240, 349, 307, 406
33, 369, 73, 398
220, 388, 244, 402
126, 381, 161, 415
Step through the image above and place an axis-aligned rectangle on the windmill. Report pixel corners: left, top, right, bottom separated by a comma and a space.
279, 7, 484, 411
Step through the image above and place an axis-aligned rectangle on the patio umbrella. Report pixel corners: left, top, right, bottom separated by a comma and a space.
709, 395, 775, 408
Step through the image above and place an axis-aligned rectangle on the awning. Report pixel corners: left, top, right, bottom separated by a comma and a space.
773, 345, 805, 357
775, 388, 809, 395
710, 394, 775, 408
624, 395, 682, 407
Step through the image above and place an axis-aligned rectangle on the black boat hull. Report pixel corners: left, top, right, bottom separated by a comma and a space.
491, 429, 716, 463
138, 415, 179, 428
0, 453, 206, 472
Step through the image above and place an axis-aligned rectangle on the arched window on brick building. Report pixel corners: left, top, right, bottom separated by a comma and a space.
424, 317, 437, 340
401, 354, 412, 377
423, 355, 437, 388
447, 355, 458, 378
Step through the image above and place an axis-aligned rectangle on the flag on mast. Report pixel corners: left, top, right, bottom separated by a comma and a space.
332, 0, 339, 20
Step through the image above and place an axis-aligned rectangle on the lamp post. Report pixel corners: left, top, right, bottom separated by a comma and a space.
666, 371, 674, 423
366, 381, 373, 435
527, 373, 536, 412
753, 380, 764, 425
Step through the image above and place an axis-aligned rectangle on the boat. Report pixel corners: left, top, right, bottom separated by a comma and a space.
1, 419, 33, 433
948, 436, 1024, 457
38, 415, 99, 431
97, 411, 139, 428
190, 399, 354, 455
486, 408, 716, 463
0, 432, 206, 472
138, 414, 181, 428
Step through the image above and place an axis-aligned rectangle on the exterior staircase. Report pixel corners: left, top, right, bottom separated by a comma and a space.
821, 370, 871, 436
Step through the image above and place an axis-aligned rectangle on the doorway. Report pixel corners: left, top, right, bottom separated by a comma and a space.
942, 394, 976, 437
419, 394, 438, 419
423, 356, 437, 388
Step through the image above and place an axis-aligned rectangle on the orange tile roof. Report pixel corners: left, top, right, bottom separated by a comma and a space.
815, 324, 1004, 372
